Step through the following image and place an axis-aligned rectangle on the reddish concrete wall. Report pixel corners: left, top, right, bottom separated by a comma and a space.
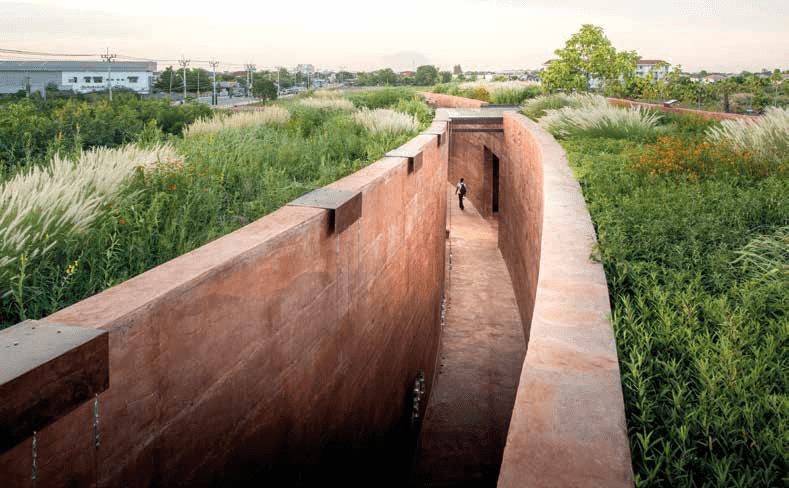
497, 113, 633, 487
426, 91, 633, 486
421, 92, 489, 109
0, 127, 448, 487
608, 97, 755, 121
448, 126, 506, 217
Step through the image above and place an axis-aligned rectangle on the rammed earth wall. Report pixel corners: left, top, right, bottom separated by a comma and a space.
608, 97, 756, 121
429, 91, 633, 486
2, 92, 634, 487
0, 124, 448, 487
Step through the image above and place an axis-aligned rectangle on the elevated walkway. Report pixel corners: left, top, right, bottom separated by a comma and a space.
411, 185, 526, 486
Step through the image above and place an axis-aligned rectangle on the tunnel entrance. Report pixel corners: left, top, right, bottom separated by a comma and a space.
492, 152, 499, 213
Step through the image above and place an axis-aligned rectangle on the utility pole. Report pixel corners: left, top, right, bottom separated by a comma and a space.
209, 59, 220, 105
101, 48, 116, 101
244, 64, 255, 98
178, 57, 190, 102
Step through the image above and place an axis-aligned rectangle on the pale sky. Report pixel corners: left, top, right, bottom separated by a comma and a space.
2, 0, 788, 73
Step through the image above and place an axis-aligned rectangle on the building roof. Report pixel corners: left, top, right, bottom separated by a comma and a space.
637, 59, 667, 65
0, 60, 156, 72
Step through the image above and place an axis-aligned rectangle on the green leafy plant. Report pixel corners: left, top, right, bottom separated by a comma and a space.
561, 124, 787, 487
0, 90, 425, 329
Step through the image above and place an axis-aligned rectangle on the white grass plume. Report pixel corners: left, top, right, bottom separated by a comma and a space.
184, 106, 291, 137
0, 144, 179, 293
352, 108, 419, 134
706, 107, 789, 162
458, 80, 539, 93
538, 96, 661, 140
298, 97, 355, 110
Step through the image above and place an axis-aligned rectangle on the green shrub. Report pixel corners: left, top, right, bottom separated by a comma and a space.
520, 93, 581, 120
347, 87, 417, 109
0, 90, 425, 329
562, 135, 788, 488
489, 85, 541, 105
392, 97, 434, 127
0, 95, 211, 177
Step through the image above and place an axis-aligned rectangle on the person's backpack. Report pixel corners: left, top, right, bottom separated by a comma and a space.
459, 182, 467, 196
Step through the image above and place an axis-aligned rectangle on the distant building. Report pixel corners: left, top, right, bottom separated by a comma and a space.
297, 64, 315, 75
399, 70, 415, 77
540, 60, 557, 71
635, 59, 669, 79
0, 60, 156, 95
703, 74, 727, 84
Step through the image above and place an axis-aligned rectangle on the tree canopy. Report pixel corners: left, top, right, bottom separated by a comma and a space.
415, 65, 439, 86
541, 24, 639, 93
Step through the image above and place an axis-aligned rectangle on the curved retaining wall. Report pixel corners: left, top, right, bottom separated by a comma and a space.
3, 92, 634, 486
0, 127, 448, 487
428, 91, 632, 485
608, 97, 756, 121
497, 113, 633, 486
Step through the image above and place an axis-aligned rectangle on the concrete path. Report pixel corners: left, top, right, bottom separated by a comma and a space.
410, 187, 526, 487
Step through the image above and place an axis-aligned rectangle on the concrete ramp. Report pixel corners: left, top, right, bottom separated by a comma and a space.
411, 186, 526, 487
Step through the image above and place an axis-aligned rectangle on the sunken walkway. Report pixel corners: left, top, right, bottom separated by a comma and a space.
410, 185, 526, 487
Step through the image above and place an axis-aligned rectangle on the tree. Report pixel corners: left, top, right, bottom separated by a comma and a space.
540, 24, 639, 93
184, 68, 212, 94
440, 71, 452, 83
277, 68, 294, 89
154, 67, 181, 92
453, 64, 463, 75
373, 68, 397, 85
414, 65, 439, 86
252, 77, 277, 99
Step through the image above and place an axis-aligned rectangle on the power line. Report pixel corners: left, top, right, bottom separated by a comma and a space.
0, 48, 94, 57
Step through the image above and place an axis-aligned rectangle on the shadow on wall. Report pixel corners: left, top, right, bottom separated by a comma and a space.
0, 125, 449, 487
430, 91, 633, 487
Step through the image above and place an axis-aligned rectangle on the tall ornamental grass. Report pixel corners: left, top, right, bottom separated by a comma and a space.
706, 106, 789, 163
561, 121, 787, 487
183, 106, 290, 137
352, 108, 419, 135
0, 144, 178, 307
1, 89, 427, 329
298, 97, 355, 111
520, 93, 583, 120
539, 96, 662, 141
732, 225, 788, 286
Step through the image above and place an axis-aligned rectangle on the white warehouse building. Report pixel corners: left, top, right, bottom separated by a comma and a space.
0, 60, 156, 95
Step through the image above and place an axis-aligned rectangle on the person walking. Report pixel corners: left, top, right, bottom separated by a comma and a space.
455, 178, 468, 210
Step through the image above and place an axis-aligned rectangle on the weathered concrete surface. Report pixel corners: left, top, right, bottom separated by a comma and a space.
497, 113, 633, 487
422, 92, 489, 109
0, 126, 448, 488
428, 91, 632, 486
411, 186, 525, 487
0, 320, 108, 454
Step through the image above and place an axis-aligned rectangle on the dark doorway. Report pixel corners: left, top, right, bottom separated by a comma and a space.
492, 153, 499, 213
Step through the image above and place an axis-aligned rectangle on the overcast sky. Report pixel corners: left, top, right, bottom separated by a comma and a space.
2, 0, 788, 73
